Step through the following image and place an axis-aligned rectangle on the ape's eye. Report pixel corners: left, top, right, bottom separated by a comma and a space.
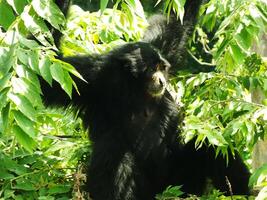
156, 63, 165, 71
156, 64, 161, 70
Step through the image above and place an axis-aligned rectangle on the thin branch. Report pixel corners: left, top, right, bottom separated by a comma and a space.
187, 49, 215, 66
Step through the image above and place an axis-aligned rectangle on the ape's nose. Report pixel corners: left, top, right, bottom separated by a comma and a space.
152, 71, 166, 87
159, 78, 164, 87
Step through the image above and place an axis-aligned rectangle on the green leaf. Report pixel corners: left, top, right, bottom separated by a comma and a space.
0, 73, 12, 92
235, 27, 253, 51
52, 58, 86, 82
19, 37, 40, 49
12, 125, 36, 153
16, 49, 28, 65
256, 3, 267, 23
14, 63, 42, 94
0, 103, 10, 133
13, 181, 36, 191
16, 49, 40, 73
249, 5, 265, 28
21, 5, 53, 47
11, 77, 43, 107
6, 0, 28, 14
249, 163, 267, 187
38, 196, 55, 200
13, 110, 37, 138
245, 24, 259, 37
8, 93, 37, 121
0, 154, 28, 175
39, 56, 53, 85
156, 185, 184, 199
130, 0, 145, 19
0, 46, 15, 76
0, 0, 16, 30
100, 0, 109, 13
50, 62, 72, 98
0, 88, 9, 112
229, 43, 245, 65
0, 169, 14, 179
31, 0, 65, 30
48, 184, 71, 194
214, 37, 231, 60
205, 129, 227, 146
256, 187, 267, 200
28, 50, 40, 72
202, 13, 216, 32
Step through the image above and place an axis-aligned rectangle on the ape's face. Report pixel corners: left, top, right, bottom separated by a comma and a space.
118, 42, 171, 97
146, 61, 170, 97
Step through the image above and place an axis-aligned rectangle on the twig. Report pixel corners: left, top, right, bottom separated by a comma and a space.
187, 49, 215, 66
225, 176, 233, 200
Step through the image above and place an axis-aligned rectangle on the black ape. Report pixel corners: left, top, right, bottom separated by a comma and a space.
41, 0, 250, 199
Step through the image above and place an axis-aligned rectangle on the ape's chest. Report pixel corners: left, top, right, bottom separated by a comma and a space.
129, 106, 163, 136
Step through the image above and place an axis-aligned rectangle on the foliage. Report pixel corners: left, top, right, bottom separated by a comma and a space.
0, 108, 89, 199
178, 0, 267, 171
249, 163, 267, 200
0, 0, 81, 154
0, 0, 267, 199
155, 186, 253, 200
173, 0, 267, 198
61, 2, 147, 56
155, 185, 184, 200
178, 55, 267, 159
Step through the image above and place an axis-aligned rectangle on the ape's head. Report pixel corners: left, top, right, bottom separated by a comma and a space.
115, 42, 171, 98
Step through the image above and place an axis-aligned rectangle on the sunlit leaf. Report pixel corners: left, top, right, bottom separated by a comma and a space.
11, 77, 42, 107
229, 43, 245, 65
13, 110, 37, 138
39, 56, 53, 85
48, 184, 71, 194
12, 125, 36, 153
13, 181, 36, 191
8, 93, 37, 121
0, 0, 15, 30
21, 5, 53, 47
0, 46, 15, 76
50, 62, 72, 98
0, 103, 10, 133
6, 0, 28, 14
100, 0, 109, 13
0, 73, 12, 92
31, 0, 65, 30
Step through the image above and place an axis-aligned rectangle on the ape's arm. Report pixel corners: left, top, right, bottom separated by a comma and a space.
143, 0, 207, 69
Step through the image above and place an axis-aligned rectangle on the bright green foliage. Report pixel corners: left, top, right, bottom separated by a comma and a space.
0, 108, 89, 199
0, 0, 87, 198
61, 2, 147, 56
0, 0, 16, 30
249, 163, 267, 200
181, 0, 267, 162
176, 0, 267, 198
155, 185, 184, 199
0, 0, 81, 150
156, 0, 186, 22
155, 186, 254, 199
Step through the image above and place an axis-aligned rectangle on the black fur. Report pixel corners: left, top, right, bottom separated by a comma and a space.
41, 0, 250, 199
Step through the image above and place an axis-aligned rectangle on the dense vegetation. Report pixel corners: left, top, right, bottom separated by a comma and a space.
0, 0, 266, 199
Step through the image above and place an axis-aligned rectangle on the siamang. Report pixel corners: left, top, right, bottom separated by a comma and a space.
40, 0, 251, 199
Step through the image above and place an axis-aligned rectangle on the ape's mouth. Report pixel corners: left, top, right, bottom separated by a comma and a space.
147, 71, 167, 97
